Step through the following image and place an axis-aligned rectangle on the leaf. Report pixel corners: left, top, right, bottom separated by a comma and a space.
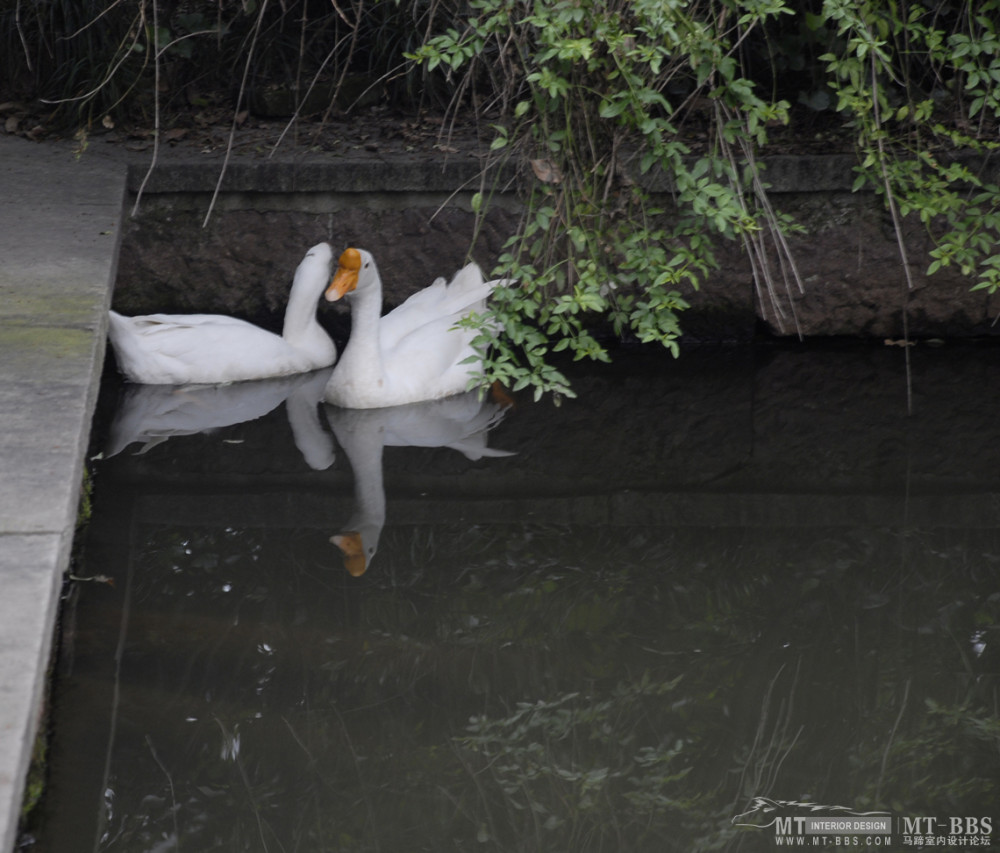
530, 158, 563, 184
599, 98, 626, 119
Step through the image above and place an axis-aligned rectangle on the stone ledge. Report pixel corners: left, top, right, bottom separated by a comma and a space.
122, 149, 1000, 198
127, 155, 493, 195
126, 151, 864, 196
0, 135, 125, 853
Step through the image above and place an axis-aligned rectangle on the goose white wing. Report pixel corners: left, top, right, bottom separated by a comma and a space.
378, 265, 491, 352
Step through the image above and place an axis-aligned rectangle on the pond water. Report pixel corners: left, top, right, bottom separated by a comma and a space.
28, 343, 1000, 852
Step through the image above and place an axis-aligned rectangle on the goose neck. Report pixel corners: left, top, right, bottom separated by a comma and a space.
341, 280, 384, 365
283, 267, 325, 342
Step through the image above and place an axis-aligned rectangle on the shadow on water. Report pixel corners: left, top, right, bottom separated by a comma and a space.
28, 343, 1000, 852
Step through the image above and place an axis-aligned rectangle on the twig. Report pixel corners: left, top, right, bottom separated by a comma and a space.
871, 52, 915, 414
269, 31, 355, 156
145, 734, 180, 849
313, 0, 364, 142
717, 102, 804, 336
56, 0, 131, 41
15, 0, 32, 72
40, 18, 140, 106
328, 0, 353, 26
876, 678, 910, 803
203, 0, 271, 228
131, 0, 160, 218
216, 716, 272, 853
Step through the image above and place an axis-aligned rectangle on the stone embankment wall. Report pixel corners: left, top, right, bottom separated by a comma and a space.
114, 154, 1000, 342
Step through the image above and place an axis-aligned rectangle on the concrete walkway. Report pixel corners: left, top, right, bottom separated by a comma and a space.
0, 135, 126, 853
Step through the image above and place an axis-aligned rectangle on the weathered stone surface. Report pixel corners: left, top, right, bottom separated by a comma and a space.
750, 192, 1000, 338
676, 189, 1000, 340
116, 172, 1000, 342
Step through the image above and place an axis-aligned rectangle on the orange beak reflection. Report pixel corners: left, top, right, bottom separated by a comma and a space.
325, 248, 361, 302
331, 531, 367, 577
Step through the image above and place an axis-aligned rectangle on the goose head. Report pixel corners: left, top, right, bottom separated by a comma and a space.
296, 241, 336, 291
304, 241, 333, 265
325, 247, 377, 302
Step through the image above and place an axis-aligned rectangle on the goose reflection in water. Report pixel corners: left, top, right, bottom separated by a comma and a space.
324, 391, 515, 577
106, 367, 335, 470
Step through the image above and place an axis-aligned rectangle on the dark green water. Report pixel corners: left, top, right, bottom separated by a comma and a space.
28, 344, 1000, 852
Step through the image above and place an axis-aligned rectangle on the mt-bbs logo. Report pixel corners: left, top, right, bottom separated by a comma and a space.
901, 816, 993, 836
733, 798, 994, 846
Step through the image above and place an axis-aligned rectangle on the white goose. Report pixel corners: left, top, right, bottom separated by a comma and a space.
106, 368, 335, 470
326, 392, 514, 576
107, 242, 337, 385
322, 247, 502, 408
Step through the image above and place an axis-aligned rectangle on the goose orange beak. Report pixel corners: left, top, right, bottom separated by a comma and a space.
325, 248, 361, 302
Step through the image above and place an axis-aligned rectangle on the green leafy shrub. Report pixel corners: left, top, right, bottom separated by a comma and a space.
817, 0, 1000, 294
412, 0, 801, 401
409, 0, 1000, 400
